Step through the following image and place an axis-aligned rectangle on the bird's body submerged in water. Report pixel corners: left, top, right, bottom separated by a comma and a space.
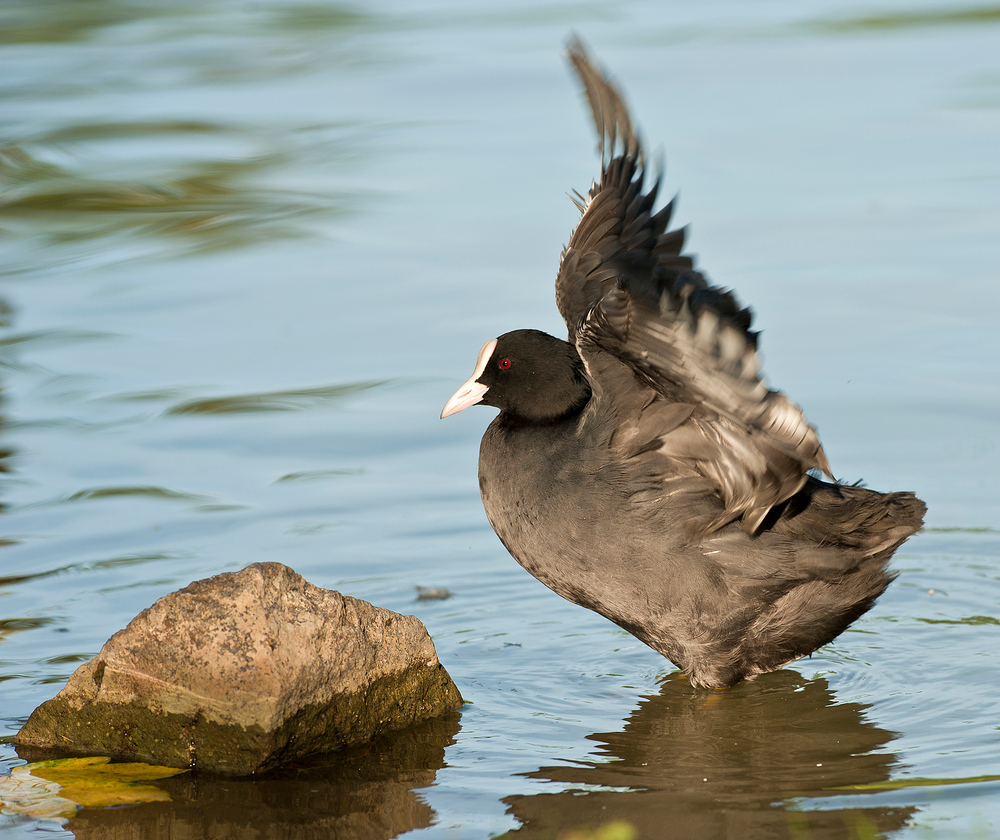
441, 40, 925, 689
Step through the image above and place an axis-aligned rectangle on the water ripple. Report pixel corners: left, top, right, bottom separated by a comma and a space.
166, 380, 390, 415
0, 120, 365, 273
804, 4, 1000, 34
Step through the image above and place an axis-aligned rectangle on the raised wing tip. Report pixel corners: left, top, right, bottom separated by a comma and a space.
565, 32, 587, 63
564, 35, 641, 168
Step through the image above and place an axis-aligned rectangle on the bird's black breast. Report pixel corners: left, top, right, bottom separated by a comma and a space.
477, 413, 682, 629
479, 416, 590, 565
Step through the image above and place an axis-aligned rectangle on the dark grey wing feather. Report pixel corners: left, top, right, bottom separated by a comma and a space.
579, 281, 831, 533
562, 39, 831, 533
557, 38, 693, 340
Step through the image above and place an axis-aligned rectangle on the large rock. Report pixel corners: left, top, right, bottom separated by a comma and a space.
16, 563, 463, 775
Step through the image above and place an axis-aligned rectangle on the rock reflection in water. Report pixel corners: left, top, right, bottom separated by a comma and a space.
502, 671, 914, 839
62, 711, 461, 840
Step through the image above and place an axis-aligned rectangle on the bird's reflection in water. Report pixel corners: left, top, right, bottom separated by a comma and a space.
62, 711, 461, 840
501, 670, 914, 839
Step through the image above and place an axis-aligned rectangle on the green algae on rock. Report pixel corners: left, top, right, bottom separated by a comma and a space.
15, 563, 463, 775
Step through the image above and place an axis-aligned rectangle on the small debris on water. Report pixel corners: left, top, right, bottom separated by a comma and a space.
416, 586, 452, 601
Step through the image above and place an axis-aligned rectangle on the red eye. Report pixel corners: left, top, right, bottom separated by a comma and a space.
499, 358, 511, 370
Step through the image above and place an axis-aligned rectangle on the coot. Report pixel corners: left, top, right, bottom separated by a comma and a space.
441, 39, 925, 688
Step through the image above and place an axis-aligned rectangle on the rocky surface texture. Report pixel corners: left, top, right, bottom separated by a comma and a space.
16, 563, 463, 775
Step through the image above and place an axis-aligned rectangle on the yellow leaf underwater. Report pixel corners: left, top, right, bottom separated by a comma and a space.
0, 756, 188, 819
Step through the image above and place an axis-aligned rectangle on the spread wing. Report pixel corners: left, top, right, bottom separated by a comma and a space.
557, 38, 693, 339
561, 38, 831, 533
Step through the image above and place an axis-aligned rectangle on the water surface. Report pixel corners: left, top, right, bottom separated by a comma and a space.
1, 0, 999, 837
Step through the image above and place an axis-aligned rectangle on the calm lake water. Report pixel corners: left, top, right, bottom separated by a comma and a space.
2, 0, 999, 837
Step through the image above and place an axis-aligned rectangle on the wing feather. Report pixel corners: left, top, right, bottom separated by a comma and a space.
562, 39, 832, 533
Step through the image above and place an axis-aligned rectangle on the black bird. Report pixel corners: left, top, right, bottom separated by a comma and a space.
441, 40, 925, 689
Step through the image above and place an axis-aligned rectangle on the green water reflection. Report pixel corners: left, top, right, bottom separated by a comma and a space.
804, 3, 1000, 33
0, 0, 373, 47
166, 381, 390, 415
0, 122, 356, 268
0, 0, 383, 275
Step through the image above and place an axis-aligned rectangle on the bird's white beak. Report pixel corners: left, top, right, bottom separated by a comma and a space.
440, 338, 497, 418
